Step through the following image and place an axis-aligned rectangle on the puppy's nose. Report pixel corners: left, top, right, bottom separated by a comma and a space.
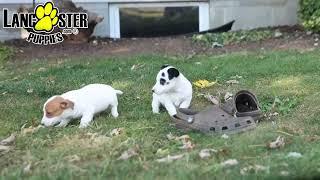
152, 89, 155, 93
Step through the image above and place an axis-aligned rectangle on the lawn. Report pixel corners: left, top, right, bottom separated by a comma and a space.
0, 48, 320, 179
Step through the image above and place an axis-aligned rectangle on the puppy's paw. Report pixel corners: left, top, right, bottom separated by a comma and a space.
79, 123, 89, 128
111, 112, 119, 118
152, 110, 160, 114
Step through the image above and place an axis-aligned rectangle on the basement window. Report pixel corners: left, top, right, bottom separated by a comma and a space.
109, 2, 209, 38
119, 7, 199, 38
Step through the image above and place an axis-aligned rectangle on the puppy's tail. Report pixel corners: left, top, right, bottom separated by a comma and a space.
115, 90, 123, 95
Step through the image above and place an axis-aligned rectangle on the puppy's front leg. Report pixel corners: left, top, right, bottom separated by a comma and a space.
152, 94, 160, 114
164, 101, 177, 116
79, 110, 94, 128
56, 119, 71, 127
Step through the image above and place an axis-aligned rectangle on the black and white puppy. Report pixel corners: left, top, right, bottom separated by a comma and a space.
152, 65, 192, 116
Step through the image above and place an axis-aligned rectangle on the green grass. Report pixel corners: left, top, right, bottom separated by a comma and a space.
1, 49, 320, 179
192, 29, 276, 46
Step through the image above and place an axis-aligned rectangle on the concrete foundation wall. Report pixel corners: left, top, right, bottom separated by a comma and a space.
209, 0, 299, 30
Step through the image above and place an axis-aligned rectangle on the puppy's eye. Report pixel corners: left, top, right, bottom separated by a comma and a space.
160, 78, 166, 85
46, 112, 53, 117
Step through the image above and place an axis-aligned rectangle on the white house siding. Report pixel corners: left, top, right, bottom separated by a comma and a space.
0, 0, 299, 41
209, 0, 299, 30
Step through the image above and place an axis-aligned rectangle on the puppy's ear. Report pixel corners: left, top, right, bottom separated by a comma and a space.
167, 67, 180, 80
60, 99, 74, 110
161, 64, 169, 69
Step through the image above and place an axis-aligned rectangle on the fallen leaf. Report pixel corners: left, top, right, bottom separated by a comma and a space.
27, 88, 34, 94
226, 80, 239, 84
220, 159, 239, 167
117, 148, 138, 160
224, 92, 233, 101
156, 154, 184, 163
156, 148, 169, 156
179, 139, 195, 150
193, 80, 216, 88
240, 164, 269, 175
230, 75, 243, 79
110, 128, 124, 136
204, 94, 220, 105
280, 171, 289, 176
166, 133, 176, 140
65, 155, 81, 163
221, 134, 229, 139
199, 149, 217, 159
267, 136, 285, 149
23, 163, 32, 174
0, 133, 16, 145
38, 67, 46, 72
0, 145, 11, 152
287, 152, 302, 158
21, 125, 43, 135
175, 135, 190, 141
131, 64, 145, 71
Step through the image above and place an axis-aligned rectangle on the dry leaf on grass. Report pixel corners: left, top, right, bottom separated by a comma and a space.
131, 64, 145, 71
224, 92, 233, 101
240, 165, 269, 175
199, 149, 217, 159
220, 159, 239, 167
267, 136, 285, 149
110, 128, 124, 136
156, 154, 184, 163
65, 155, 81, 163
203, 94, 219, 105
193, 80, 217, 88
221, 134, 229, 139
226, 80, 239, 84
280, 171, 290, 176
230, 75, 243, 79
0, 133, 16, 145
175, 135, 190, 141
175, 135, 194, 150
0, 145, 12, 152
166, 134, 195, 150
23, 163, 32, 174
287, 152, 302, 158
166, 133, 176, 140
117, 148, 138, 160
179, 138, 195, 150
156, 148, 169, 156
21, 125, 43, 135
27, 88, 34, 94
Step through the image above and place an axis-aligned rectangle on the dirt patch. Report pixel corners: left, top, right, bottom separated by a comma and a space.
4, 26, 318, 63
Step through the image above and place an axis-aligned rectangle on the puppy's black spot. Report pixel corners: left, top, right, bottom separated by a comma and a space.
161, 64, 169, 69
167, 68, 180, 80
160, 78, 166, 85
161, 72, 165, 77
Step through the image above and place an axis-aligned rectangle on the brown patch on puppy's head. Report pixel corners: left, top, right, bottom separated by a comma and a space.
45, 96, 74, 118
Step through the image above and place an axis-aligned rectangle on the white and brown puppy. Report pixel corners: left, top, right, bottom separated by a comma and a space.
41, 84, 123, 128
152, 65, 192, 117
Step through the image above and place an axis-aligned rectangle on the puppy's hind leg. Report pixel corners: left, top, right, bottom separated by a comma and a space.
179, 98, 192, 108
111, 103, 119, 118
